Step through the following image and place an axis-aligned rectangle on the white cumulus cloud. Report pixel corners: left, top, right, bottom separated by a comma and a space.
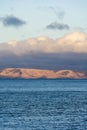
0, 32, 87, 55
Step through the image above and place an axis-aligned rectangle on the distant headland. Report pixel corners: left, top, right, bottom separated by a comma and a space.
0, 68, 86, 79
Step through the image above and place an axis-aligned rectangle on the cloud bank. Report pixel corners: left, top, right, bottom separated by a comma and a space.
0, 32, 87, 70
1, 32, 86, 54
0, 15, 26, 27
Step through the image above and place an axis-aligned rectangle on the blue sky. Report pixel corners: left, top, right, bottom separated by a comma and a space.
0, 0, 87, 42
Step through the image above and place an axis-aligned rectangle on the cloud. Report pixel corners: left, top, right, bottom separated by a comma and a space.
0, 32, 87, 54
0, 52, 87, 70
46, 22, 70, 30
0, 15, 26, 27
49, 6, 65, 20
0, 32, 87, 70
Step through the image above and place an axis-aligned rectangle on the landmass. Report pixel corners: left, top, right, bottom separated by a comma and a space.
0, 68, 86, 79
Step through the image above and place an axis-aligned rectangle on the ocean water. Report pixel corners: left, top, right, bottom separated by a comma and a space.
0, 79, 87, 130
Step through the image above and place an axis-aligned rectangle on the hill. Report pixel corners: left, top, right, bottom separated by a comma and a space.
0, 68, 86, 79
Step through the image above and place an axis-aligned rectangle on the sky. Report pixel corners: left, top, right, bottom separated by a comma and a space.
0, 0, 87, 42
0, 0, 87, 70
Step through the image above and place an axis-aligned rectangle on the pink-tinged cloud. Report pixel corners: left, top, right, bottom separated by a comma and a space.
0, 32, 87, 55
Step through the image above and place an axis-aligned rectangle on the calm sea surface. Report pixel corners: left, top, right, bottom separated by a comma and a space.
0, 79, 87, 130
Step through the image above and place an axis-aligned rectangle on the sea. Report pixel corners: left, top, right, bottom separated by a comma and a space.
0, 79, 87, 130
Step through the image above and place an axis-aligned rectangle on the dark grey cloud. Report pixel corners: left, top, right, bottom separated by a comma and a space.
0, 15, 26, 27
49, 6, 65, 20
46, 22, 70, 30
0, 52, 87, 71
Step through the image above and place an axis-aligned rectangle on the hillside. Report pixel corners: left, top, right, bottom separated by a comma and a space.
0, 68, 86, 79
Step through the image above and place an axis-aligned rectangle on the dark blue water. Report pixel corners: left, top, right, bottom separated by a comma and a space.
0, 79, 87, 130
